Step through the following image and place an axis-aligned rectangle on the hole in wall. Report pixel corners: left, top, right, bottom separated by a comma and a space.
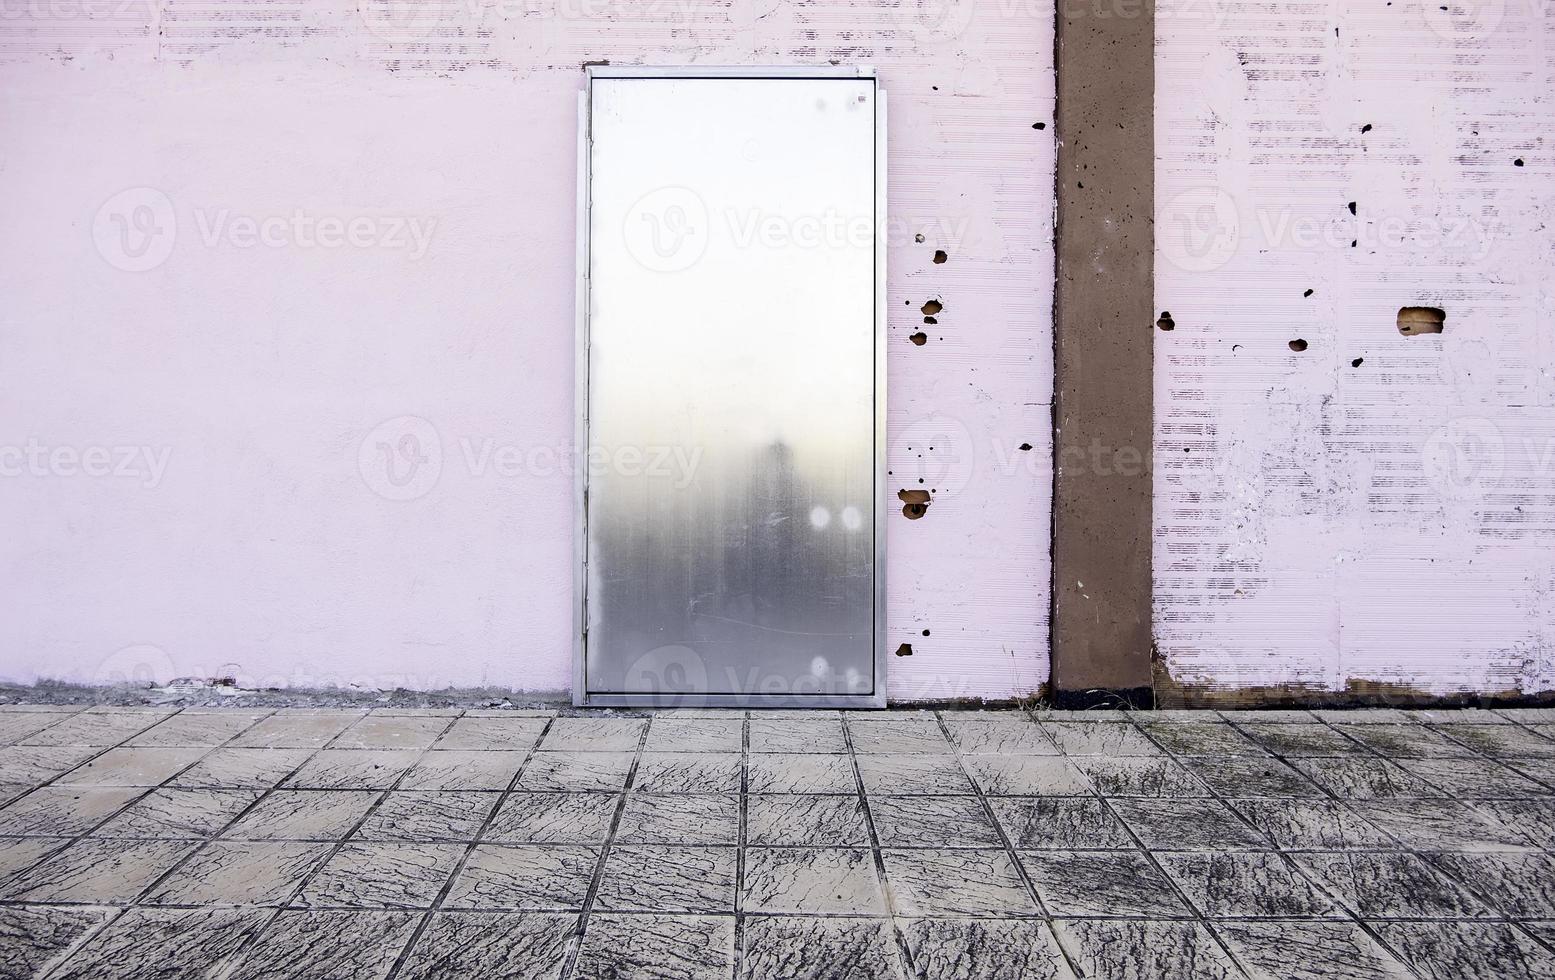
898, 488, 931, 520
1351, 357, 1364, 367
1289, 338, 1309, 352
1156, 311, 1175, 331
1397, 306, 1446, 336
895, 643, 914, 657
909, 332, 928, 346
921, 299, 943, 316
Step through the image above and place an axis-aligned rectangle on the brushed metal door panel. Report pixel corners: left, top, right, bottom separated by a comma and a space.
579, 69, 883, 705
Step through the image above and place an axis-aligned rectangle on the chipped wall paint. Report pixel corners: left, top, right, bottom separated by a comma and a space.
1155, 1, 1555, 698
0, 0, 1055, 699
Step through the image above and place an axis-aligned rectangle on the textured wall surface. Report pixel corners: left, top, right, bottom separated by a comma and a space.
1155, 1, 1555, 698
0, 0, 1055, 699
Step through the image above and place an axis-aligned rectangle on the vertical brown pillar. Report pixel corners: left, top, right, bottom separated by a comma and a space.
1051, 1, 1155, 706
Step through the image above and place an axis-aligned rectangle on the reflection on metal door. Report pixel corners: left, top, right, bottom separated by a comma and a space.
575, 66, 886, 707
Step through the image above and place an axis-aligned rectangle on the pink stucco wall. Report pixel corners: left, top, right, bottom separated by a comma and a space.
1155, 1, 1555, 697
0, 2, 1055, 699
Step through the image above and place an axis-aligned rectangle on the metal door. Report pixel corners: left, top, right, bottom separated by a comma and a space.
576, 66, 885, 707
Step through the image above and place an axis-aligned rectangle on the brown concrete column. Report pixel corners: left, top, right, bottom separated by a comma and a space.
1051, 0, 1155, 707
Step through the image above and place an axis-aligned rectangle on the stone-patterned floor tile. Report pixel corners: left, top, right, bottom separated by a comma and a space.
1292, 852, 1494, 918
1215, 920, 1414, 980
0, 713, 70, 746
747, 794, 870, 846
1, 838, 194, 902
961, 757, 1091, 796
1498, 708, 1555, 723
1328, 723, 1478, 759
1228, 799, 1398, 850
1506, 759, 1555, 790
91, 788, 258, 839
443, 844, 599, 910
281, 750, 419, 790
352, 791, 498, 841
21, 713, 160, 747
576, 913, 735, 980
900, 918, 1077, 980
990, 797, 1135, 849
230, 713, 363, 749
0, 836, 71, 887
0, 906, 111, 980
172, 748, 312, 789
0, 786, 142, 835
515, 752, 635, 793
595, 845, 737, 913
1033, 708, 1136, 723
1399, 758, 1555, 798
55, 747, 209, 786
432, 716, 547, 751
1181, 757, 1327, 798
144, 841, 332, 905
1292, 758, 1445, 799
221, 790, 380, 840
1071, 757, 1210, 797
1430, 724, 1555, 759
855, 755, 974, 795
615, 793, 739, 845
741, 916, 906, 980
1158, 851, 1337, 918
1109, 798, 1270, 849
50, 907, 268, 980
1046, 722, 1163, 757
1311, 709, 1414, 725
1051, 920, 1241, 980
1218, 710, 1317, 723
0, 746, 98, 783
486, 792, 619, 844
1472, 800, 1555, 849
224, 909, 420, 980
881, 849, 1035, 916
634, 753, 741, 793
1429, 851, 1555, 917
1237, 722, 1367, 757
126, 713, 269, 748
396, 911, 572, 980
1350, 799, 1535, 850
1138, 721, 1269, 757
1019, 850, 1191, 917
397, 750, 526, 791
941, 718, 1060, 755
748, 718, 847, 755
643, 717, 744, 753
747, 754, 857, 794
296, 842, 464, 909
869, 796, 1002, 848
1370, 921, 1555, 980
537, 717, 647, 752
742, 847, 884, 914
0, 784, 31, 807
847, 718, 954, 755
327, 716, 448, 751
